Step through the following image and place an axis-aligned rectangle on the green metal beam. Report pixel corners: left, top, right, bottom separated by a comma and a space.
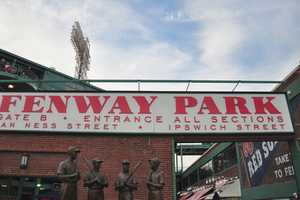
0, 79, 283, 84
282, 77, 300, 196
172, 137, 177, 200
175, 144, 212, 155
235, 143, 244, 200
182, 142, 233, 178
242, 181, 297, 199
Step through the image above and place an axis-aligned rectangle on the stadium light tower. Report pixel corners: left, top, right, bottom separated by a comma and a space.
71, 21, 90, 80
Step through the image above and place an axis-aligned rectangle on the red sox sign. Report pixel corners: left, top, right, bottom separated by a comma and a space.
0, 92, 294, 134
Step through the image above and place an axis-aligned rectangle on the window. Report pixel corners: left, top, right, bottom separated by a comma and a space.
0, 177, 60, 200
183, 177, 189, 190
198, 160, 213, 181
213, 144, 237, 174
189, 170, 198, 185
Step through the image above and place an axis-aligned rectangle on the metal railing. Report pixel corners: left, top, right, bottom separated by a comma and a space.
0, 79, 284, 91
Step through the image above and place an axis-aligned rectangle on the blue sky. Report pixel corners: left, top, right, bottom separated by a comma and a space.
0, 0, 299, 91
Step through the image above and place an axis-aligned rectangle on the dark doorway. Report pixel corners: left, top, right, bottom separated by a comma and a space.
0, 176, 60, 200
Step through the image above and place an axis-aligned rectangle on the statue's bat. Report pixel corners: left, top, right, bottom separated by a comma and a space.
82, 156, 102, 183
125, 161, 142, 184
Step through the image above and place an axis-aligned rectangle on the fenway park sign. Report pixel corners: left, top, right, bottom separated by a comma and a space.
0, 92, 294, 134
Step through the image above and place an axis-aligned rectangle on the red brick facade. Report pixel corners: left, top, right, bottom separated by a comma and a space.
0, 133, 174, 200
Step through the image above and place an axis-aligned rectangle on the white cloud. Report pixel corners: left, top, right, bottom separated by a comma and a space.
183, 0, 300, 91
0, 0, 190, 91
0, 0, 299, 92
163, 10, 192, 22
0, 0, 76, 75
88, 40, 192, 90
90, 42, 190, 79
196, 20, 246, 78
183, 0, 248, 80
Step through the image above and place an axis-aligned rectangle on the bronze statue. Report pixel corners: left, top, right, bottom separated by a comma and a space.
147, 157, 164, 200
115, 160, 138, 200
84, 158, 108, 200
57, 146, 81, 200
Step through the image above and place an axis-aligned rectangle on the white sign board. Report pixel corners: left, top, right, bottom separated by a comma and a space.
0, 92, 294, 134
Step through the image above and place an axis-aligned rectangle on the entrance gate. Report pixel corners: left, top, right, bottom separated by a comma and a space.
0, 78, 299, 200
0, 90, 296, 200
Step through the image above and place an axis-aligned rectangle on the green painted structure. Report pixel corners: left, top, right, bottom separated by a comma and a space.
1, 48, 300, 199
179, 64, 300, 199
0, 48, 101, 91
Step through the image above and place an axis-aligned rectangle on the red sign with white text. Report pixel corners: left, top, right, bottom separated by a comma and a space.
0, 92, 294, 134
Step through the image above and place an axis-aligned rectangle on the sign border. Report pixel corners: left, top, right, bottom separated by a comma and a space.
0, 91, 295, 136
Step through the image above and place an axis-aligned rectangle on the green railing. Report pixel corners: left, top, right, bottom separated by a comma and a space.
0, 50, 100, 91
0, 48, 284, 92
0, 79, 284, 91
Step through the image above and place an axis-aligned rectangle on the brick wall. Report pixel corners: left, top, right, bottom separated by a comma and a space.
0, 133, 174, 200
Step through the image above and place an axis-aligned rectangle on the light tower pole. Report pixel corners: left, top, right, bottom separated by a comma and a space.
71, 21, 90, 80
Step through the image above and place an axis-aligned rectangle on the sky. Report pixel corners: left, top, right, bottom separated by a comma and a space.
0, 0, 299, 171
0, 0, 300, 91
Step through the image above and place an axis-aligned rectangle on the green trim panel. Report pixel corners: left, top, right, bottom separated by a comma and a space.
242, 181, 297, 199
172, 137, 176, 200
286, 78, 300, 100
182, 142, 233, 178
0, 48, 101, 91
